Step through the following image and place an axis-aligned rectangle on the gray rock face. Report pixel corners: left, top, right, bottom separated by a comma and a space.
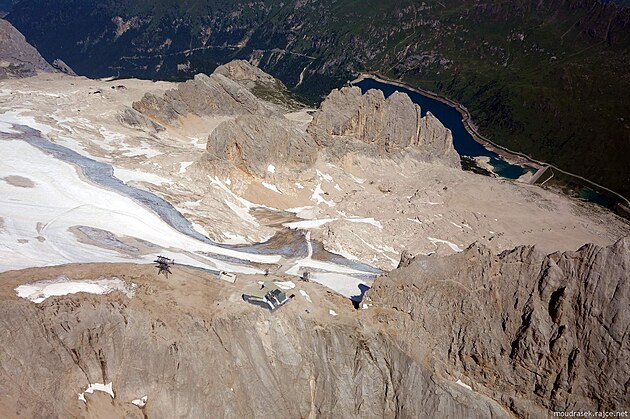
117, 107, 165, 133
308, 86, 460, 167
0, 19, 54, 78
132, 72, 273, 126
366, 237, 630, 416
1, 238, 627, 417
0, 274, 509, 419
51, 58, 76, 76
206, 114, 318, 178
213, 59, 278, 88
214, 60, 305, 111
131, 63, 460, 177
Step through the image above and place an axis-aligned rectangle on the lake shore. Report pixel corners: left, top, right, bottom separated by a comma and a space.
350, 72, 630, 209
350, 73, 542, 170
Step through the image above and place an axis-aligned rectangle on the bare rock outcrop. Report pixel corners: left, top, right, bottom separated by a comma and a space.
0, 265, 510, 419
132, 72, 273, 126
308, 86, 461, 167
51, 58, 76, 76
1, 237, 627, 417
366, 237, 630, 416
0, 19, 54, 78
213, 59, 278, 88
206, 114, 318, 178
117, 107, 165, 133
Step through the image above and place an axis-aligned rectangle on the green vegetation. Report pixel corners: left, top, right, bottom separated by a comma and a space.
7, 0, 630, 197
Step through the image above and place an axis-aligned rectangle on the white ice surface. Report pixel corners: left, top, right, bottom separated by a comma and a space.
274, 281, 296, 290
456, 379, 472, 391
0, 140, 279, 272
283, 233, 371, 299
131, 395, 148, 408
329, 309, 338, 316
0, 110, 53, 135
428, 237, 463, 252
113, 167, 172, 185
15, 276, 135, 304
262, 182, 282, 194
267, 164, 276, 173
78, 382, 114, 403
178, 161, 193, 174
299, 289, 312, 303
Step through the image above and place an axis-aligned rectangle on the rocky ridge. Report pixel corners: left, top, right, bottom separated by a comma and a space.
0, 18, 53, 78
132, 70, 275, 127
309, 86, 460, 167
366, 237, 630, 415
137, 61, 460, 178
1, 238, 627, 417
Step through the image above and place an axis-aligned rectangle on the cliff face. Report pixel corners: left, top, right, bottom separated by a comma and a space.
133, 62, 461, 178
0, 265, 508, 419
366, 237, 630, 415
1, 238, 627, 418
0, 19, 53, 78
132, 71, 274, 127
206, 114, 318, 178
308, 86, 460, 168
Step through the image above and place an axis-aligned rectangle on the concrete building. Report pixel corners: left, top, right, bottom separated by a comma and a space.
242, 282, 289, 311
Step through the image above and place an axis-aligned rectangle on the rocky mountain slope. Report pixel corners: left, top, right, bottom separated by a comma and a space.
6, 0, 630, 198
134, 61, 459, 178
369, 237, 630, 415
0, 18, 53, 78
0, 39, 629, 418
0, 238, 627, 417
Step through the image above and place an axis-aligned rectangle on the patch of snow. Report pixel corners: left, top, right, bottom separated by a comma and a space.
286, 206, 313, 214
0, 110, 53, 135
316, 170, 333, 182
427, 237, 463, 252
267, 164, 276, 173
299, 289, 312, 303
295, 182, 304, 189
224, 200, 258, 226
450, 221, 463, 229
329, 309, 338, 316
347, 217, 383, 229
225, 178, 231, 185
262, 182, 282, 194
15, 277, 135, 304
131, 395, 148, 408
362, 303, 368, 310
220, 232, 249, 245
113, 167, 172, 186
349, 174, 366, 184
178, 161, 193, 174
407, 218, 423, 225
334, 184, 343, 192
274, 281, 296, 290
311, 183, 335, 207
78, 382, 114, 404
283, 218, 335, 229
456, 379, 472, 391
